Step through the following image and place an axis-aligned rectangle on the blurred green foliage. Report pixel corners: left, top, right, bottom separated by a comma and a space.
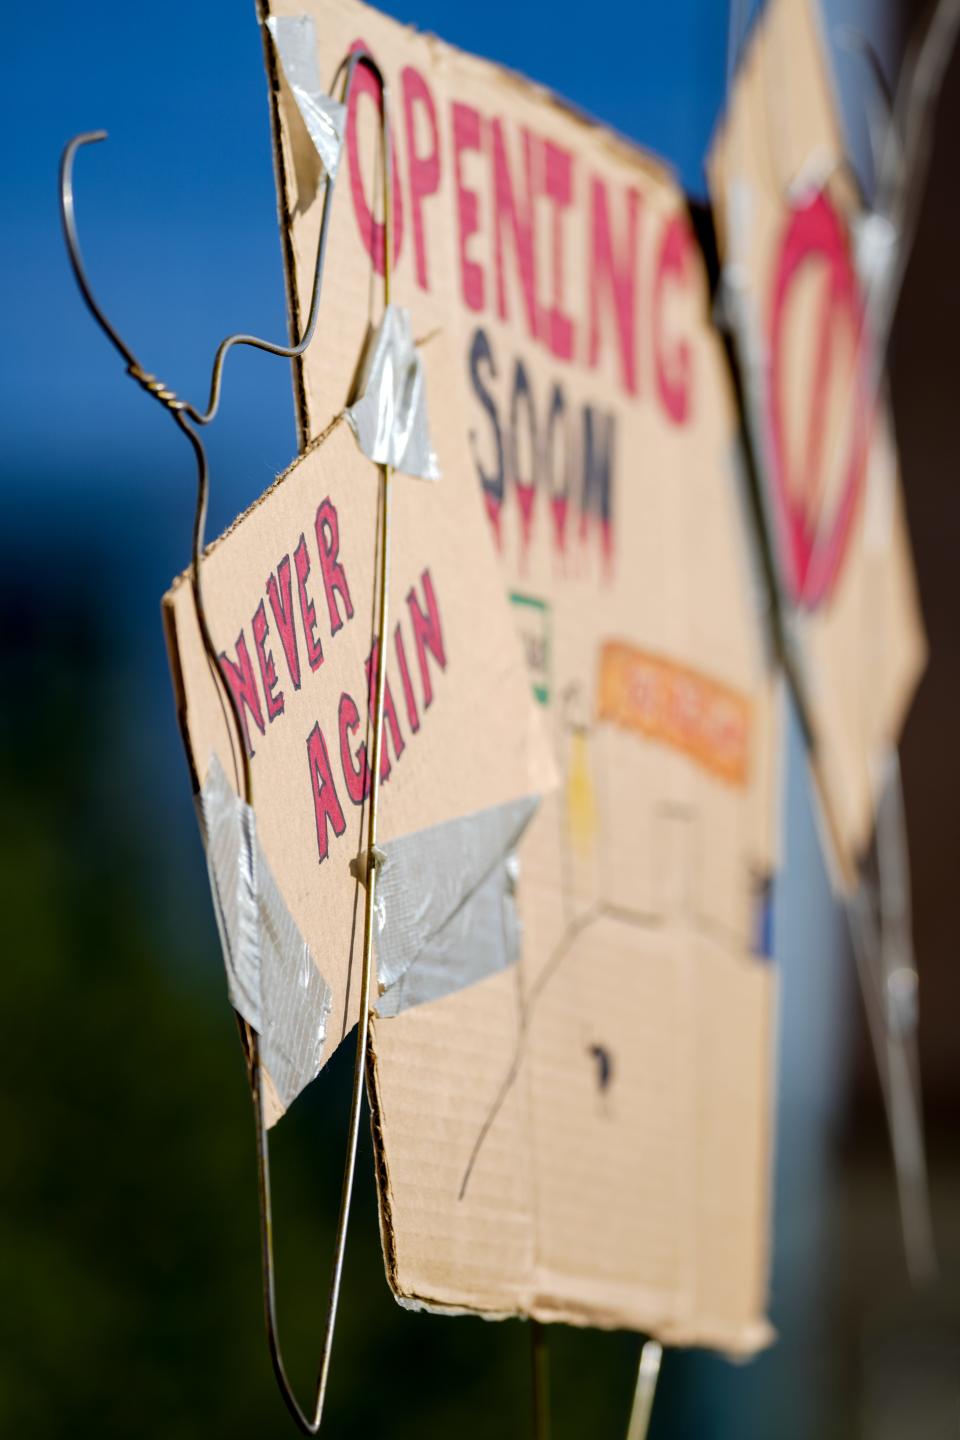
5, 492, 950, 1440
0, 511, 645, 1437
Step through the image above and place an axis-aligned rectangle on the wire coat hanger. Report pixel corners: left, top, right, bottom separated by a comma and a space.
61, 45, 397, 1435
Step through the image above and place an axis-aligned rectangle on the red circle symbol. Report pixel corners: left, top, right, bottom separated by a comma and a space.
768, 190, 872, 609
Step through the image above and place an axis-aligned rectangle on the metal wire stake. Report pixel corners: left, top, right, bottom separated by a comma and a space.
60, 44, 395, 1436
254, 61, 396, 1436
877, 754, 936, 1283
531, 1320, 551, 1440
844, 753, 936, 1288
626, 1340, 662, 1440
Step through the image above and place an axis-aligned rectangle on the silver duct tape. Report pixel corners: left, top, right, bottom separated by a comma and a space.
198, 756, 332, 1111
375, 852, 522, 1018
266, 14, 345, 182
196, 756, 261, 1027
373, 794, 538, 1018
256, 852, 332, 1109
345, 306, 441, 480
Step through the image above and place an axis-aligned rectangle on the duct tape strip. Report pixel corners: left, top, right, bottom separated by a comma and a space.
345, 305, 441, 480
266, 14, 345, 183
374, 794, 538, 1018
196, 755, 261, 1027
197, 755, 332, 1112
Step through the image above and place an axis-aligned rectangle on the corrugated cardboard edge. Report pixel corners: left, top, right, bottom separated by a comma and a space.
367, 1015, 776, 1357
162, 585, 202, 795
161, 324, 442, 604
366, 1024, 520, 1321
256, 0, 313, 448
366, 1039, 402, 1297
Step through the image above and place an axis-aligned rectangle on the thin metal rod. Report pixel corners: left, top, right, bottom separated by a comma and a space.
836, 22, 898, 198
844, 891, 921, 1276
59, 55, 378, 434
254, 64, 396, 1440
60, 132, 138, 370
59, 53, 377, 802
530, 1320, 550, 1440
625, 1340, 662, 1440
890, 0, 960, 224
844, 754, 936, 1287
873, 0, 960, 365
256, 448, 392, 1433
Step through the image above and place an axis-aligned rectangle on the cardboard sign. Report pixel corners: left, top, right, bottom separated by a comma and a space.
709, 0, 926, 886
261, 0, 780, 1350
164, 418, 554, 1123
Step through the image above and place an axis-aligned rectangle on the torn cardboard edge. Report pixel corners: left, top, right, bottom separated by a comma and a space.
257, 0, 313, 440
396, 1290, 774, 1357
162, 351, 444, 603
165, 412, 343, 597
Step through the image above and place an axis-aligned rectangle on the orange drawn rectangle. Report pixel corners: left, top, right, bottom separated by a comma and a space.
596, 641, 751, 787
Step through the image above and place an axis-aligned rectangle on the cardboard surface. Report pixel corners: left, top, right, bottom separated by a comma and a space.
164, 418, 553, 1121
709, 0, 927, 886
260, 0, 780, 1348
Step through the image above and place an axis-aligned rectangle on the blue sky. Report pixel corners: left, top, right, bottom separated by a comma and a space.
4, 0, 886, 523
4, 0, 738, 525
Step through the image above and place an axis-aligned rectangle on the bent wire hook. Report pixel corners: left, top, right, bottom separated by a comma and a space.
61, 47, 397, 1435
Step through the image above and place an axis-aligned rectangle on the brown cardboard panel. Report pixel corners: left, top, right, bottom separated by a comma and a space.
163, 415, 553, 1120
261, 0, 780, 1349
370, 923, 774, 1353
709, 0, 927, 883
